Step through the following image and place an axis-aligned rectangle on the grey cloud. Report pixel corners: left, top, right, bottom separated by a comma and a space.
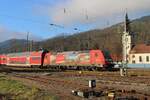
43, 0, 150, 26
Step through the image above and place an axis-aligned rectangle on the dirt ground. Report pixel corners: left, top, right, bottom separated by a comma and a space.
1, 69, 150, 100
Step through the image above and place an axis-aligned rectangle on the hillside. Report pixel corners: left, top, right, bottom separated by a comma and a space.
0, 39, 40, 53
0, 15, 150, 60
42, 15, 150, 54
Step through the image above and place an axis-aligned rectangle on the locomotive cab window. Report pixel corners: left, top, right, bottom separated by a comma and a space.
102, 50, 113, 62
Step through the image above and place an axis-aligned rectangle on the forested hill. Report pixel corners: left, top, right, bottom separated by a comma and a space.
0, 15, 150, 57
0, 39, 40, 53
41, 15, 150, 54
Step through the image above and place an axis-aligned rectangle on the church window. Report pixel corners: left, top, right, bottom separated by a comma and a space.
132, 55, 135, 58
132, 60, 135, 63
139, 56, 142, 62
146, 56, 149, 62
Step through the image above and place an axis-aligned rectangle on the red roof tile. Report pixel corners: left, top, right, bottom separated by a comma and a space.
130, 44, 150, 53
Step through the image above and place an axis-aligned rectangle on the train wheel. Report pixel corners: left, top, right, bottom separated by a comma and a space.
39, 66, 42, 69
96, 67, 101, 71
77, 66, 80, 70
59, 66, 65, 71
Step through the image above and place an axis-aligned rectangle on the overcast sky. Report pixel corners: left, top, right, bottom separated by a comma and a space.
0, 0, 150, 42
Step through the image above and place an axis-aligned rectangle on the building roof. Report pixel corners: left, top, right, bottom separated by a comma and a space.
130, 44, 150, 54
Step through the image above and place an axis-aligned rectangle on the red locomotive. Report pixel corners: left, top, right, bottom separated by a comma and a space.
0, 50, 114, 71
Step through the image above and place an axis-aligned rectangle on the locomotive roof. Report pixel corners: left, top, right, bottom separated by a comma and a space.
7, 52, 31, 56
54, 50, 90, 54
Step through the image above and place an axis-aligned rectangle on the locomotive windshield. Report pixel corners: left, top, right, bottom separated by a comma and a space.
102, 50, 113, 62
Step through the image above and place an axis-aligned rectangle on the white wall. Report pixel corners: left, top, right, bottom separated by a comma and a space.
129, 53, 150, 64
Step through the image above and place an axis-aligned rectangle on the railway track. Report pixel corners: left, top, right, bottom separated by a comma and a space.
12, 74, 86, 89
9, 73, 86, 100
5, 68, 150, 86
0, 65, 61, 73
4, 70, 150, 99
2, 68, 148, 100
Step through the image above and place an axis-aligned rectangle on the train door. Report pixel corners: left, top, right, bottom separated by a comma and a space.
43, 53, 50, 65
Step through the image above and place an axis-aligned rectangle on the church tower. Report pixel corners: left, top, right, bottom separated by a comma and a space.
122, 13, 134, 63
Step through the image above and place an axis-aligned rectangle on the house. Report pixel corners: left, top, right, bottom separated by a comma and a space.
129, 44, 150, 64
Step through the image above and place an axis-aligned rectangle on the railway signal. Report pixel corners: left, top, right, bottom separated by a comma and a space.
89, 80, 96, 88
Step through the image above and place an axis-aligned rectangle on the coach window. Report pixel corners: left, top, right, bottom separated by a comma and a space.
32, 57, 41, 60
146, 56, 149, 62
139, 56, 142, 62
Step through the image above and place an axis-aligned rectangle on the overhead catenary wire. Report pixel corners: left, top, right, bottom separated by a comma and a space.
0, 13, 80, 31
62, 7, 90, 20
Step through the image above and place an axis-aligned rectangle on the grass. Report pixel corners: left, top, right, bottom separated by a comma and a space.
0, 73, 59, 100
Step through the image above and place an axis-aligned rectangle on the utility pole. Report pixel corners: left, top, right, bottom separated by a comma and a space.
30, 40, 33, 52
63, 33, 65, 51
31, 40, 34, 51
87, 33, 91, 50
27, 32, 29, 52
14, 39, 16, 52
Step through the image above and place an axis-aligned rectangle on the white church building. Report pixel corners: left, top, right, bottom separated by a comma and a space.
129, 44, 150, 64
122, 13, 150, 64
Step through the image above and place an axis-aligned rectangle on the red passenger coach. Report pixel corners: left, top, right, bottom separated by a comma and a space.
7, 52, 30, 67
6, 51, 50, 67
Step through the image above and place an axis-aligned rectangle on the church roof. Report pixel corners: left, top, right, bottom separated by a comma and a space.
130, 44, 150, 54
